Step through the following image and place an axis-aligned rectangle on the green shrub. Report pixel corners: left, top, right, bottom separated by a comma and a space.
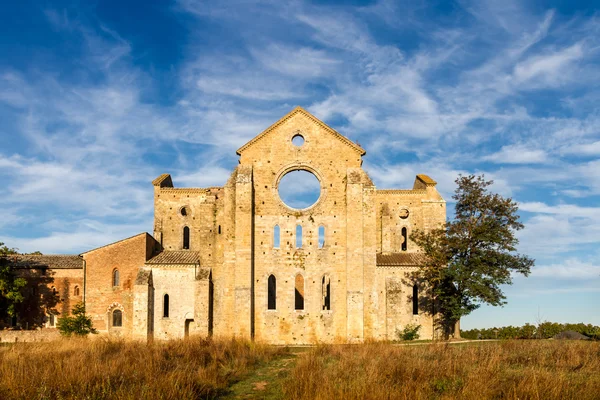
398, 324, 421, 341
57, 302, 98, 337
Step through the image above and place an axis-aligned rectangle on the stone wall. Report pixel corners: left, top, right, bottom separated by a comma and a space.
151, 266, 197, 340
0, 329, 61, 343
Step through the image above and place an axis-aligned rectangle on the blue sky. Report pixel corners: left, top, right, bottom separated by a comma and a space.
0, 0, 599, 329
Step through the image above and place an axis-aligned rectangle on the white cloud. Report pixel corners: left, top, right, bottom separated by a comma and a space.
513, 43, 584, 86
483, 144, 548, 164
250, 43, 341, 78
0, 221, 149, 255
519, 202, 600, 218
561, 140, 600, 156
1, 0, 599, 276
175, 166, 233, 187
531, 259, 600, 279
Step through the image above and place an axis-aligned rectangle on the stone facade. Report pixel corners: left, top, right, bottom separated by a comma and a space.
6, 107, 446, 343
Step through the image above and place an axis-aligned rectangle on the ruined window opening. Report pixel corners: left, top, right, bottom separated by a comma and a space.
412, 284, 419, 315
322, 275, 331, 311
401, 227, 408, 251
268, 275, 277, 310
112, 309, 122, 327
112, 270, 119, 287
163, 294, 170, 318
274, 225, 280, 248
183, 226, 190, 249
278, 170, 321, 209
295, 274, 304, 310
74, 286, 79, 296
296, 225, 303, 248
318, 225, 325, 248
292, 134, 305, 146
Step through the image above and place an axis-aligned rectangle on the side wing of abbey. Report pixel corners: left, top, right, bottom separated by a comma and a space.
4, 107, 446, 343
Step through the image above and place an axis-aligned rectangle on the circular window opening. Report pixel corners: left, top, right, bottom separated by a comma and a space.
278, 170, 321, 210
291, 134, 305, 147
181, 206, 190, 217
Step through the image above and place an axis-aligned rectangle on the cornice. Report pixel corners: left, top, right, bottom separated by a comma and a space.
376, 189, 427, 195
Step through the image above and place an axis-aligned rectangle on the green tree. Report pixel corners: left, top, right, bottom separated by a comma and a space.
412, 175, 534, 338
56, 302, 98, 337
0, 242, 27, 319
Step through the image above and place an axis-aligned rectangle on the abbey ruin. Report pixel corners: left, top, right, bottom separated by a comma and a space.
4, 106, 446, 343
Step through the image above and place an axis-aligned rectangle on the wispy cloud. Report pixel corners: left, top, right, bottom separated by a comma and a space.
483, 144, 548, 164
0, 1, 599, 307
531, 259, 600, 279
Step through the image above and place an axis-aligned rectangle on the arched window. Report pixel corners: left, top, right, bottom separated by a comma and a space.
183, 226, 190, 249
112, 270, 119, 287
318, 225, 325, 248
412, 284, 419, 315
268, 275, 277, 310
74, 286, 80, 296
163, 294, 170, 318
322, 275, 331, 311
401, 227, 408, 251
112, 310, 122, 327
273, 225, 280, 248
295, 274, 304, 310
296, 225, 303, 248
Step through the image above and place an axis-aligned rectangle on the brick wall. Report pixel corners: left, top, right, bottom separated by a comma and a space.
83, 233, 158, 337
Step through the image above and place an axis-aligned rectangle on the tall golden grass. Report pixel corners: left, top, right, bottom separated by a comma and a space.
0, 337, 284, 399
283, 340, 600, 400
2, 338, 598, 399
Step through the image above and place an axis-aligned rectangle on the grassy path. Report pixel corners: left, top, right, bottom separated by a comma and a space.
220, 348, 306, 399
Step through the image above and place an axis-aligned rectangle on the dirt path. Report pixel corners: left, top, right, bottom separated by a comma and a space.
220, 349, 304, 399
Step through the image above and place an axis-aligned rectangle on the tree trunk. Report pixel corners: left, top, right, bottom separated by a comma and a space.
453, 319, 461, 339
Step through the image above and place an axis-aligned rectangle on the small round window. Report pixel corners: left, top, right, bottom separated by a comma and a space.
180, 206, 190, 217
292, 134, 305, 147
278, 170, 321, 210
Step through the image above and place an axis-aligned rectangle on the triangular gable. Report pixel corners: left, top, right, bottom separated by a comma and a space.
236, 106, 366, 156
80, 232, 150, 255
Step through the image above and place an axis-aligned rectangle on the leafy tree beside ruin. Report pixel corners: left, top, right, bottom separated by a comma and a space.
412, 175, 534, 338
0, 242, 27, 320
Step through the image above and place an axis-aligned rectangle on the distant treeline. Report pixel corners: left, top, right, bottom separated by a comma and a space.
461, 322, 600, 340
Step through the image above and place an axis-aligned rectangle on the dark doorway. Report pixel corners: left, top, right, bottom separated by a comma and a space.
185, 319, 194, 338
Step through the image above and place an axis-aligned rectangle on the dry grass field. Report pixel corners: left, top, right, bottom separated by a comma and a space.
0, 338, 284, 399
284, 340, 600, 400
0, 338, 598, 399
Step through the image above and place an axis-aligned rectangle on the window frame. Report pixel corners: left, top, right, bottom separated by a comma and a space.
294, 274, 305, 311
183, 226, 190, 250
412, 284, 419, 315
273, 225, 280, 249
112, 269, 120, 287
267, 274, 277, 310
163, 293, 170, 318
112, 309, 123, 327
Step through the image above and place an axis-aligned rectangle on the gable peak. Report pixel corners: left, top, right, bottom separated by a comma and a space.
236, 106, 366, 156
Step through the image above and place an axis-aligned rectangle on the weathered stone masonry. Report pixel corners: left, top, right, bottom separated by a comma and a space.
8, 106, 446, 343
